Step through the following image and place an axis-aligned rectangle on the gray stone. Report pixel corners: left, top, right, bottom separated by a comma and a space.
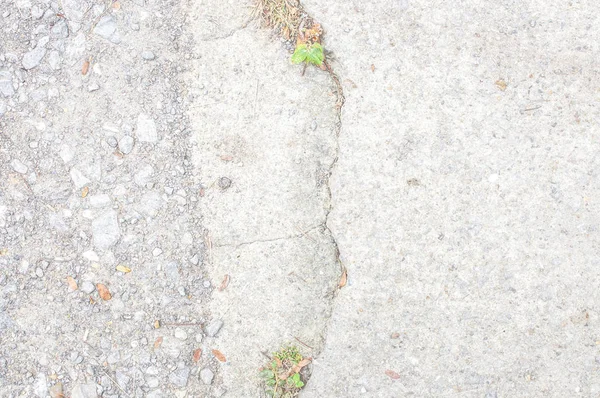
118, 135, 134, 154
71, 383, 97, 398
92, 211, 120, 249
310, 120, 317, 131
31, 5, 44, 19
218, 177, 231, 190
93, 16, 117, 40
10, 159, 28, 174
136, 113, 157, 142
106, 136, 118, 148
200, 368, 214, 385
141, 50, 155, 60
80, 281, 95, 294
51, 19, 69, 38
22, 37, 49, 70
205, 319, 223, 337
0, 70, 14, 97
88, 83, 100, 92
189, 254, 200, 265
0, 100, 6, 116
168, 366, 190, 388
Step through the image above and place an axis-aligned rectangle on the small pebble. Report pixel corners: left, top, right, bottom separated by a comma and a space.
169, 365, 190, 387
218, 177, 232, 190
174, 328, 188, 341
152, 248, 163, 257
189, 254, 199, 265
119, 135, 134, 154
88, 83, 100, 92
200, 368, 214, 385
141, 50, 156, 60
205, 319, 223, 337
311, 120, 318, 131
35, 267, 43, 277
106, 136, 118, 148
10, 159, 28, 174
203, 280, 211, 288
80, 281, 95, 294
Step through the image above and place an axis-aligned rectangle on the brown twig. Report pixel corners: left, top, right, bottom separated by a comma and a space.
294, 336, 314, 350
160, 322, 204, 327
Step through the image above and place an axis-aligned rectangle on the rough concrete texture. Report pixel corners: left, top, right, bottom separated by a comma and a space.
1, 0, 599, 396
186, 0, 341, 393
302, 1, 600, 397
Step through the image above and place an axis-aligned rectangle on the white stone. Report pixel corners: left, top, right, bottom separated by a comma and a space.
82, 250, 99, 262
10, 159, 28, 174
92, 211, 120, 249
70, 168, 90, 188
89, 194, 111, 208
136, 113, 157, 142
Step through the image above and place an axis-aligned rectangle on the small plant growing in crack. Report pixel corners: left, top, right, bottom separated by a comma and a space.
254, 0, 328, 75
291, 42, 324, 68
259, 346, 311, 397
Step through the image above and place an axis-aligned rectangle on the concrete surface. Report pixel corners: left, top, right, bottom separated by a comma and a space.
303, 1, 600, 396
1, 0, 599, 396
186, 0, 342, 394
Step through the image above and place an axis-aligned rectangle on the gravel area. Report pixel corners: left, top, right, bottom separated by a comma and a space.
0, 0, 225, 396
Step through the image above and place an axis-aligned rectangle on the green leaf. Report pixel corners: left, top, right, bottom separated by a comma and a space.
306, 43, 324, 66
266, 379, 276, 386
259, 370, 275, 379
291, 44, 309, 64
291, 373, 304, 388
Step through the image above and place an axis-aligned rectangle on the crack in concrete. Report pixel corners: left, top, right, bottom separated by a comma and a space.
213, 224, 322, 249
323, 61, 346, 280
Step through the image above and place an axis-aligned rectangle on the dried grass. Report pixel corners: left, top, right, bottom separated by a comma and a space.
253, 0, 304, 41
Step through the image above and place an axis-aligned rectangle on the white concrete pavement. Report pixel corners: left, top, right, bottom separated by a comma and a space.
302, 1, 600, 396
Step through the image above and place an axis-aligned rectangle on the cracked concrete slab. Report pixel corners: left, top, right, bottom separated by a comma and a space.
302, 1, 600, 396
186, 0, 342, 394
